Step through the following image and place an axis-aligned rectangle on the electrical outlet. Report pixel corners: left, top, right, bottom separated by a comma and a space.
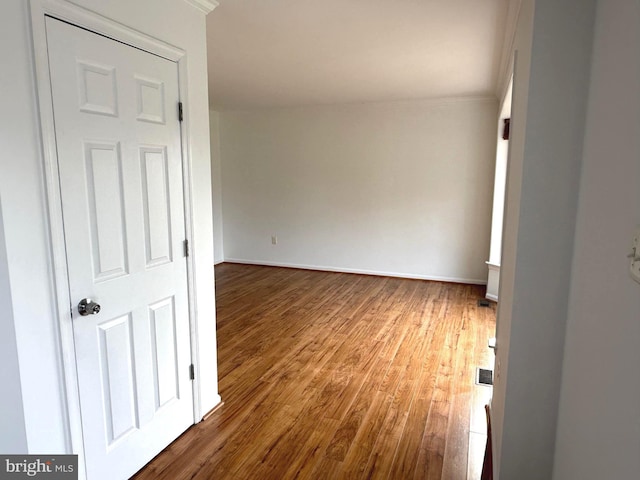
271, 235, 277, 245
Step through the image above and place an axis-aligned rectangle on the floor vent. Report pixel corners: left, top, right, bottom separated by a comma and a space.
477, 299, 491, 307
476, 368, 493, 386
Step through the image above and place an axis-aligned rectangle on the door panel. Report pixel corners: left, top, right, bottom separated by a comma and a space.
140, 146, 173, 267
46, 17, 193, 480
85, 141, 129, 281
149, 296, 180, 409
97, 314, 138, 445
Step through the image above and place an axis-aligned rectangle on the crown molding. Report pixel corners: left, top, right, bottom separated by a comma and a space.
183, 0, 219, 14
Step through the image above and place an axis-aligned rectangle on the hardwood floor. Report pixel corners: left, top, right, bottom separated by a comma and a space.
133, 263, 496, 480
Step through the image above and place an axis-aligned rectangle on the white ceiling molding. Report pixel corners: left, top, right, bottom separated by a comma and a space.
183, 0, 219, 14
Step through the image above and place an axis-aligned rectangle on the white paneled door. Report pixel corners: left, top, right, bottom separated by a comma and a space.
46, 17, 193, 480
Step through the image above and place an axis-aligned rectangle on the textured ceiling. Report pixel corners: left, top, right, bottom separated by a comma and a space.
206, 0, 509, 110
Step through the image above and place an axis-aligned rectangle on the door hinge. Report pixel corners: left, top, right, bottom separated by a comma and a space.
178, 102, 184, 122
183, 239, 189, 257
189, 364, 195, 380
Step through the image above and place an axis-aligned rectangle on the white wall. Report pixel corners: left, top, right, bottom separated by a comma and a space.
1, 0, 69, 452
553, 0, 640, 477
0, 0, 218, 457
488, 81, 512, 267
0, 196, 27, 454
485, 79, 512, 301
219, 98, 497, 283
490, 2, 534, 471
492, 0, 597, 478
210, 109, 225, 264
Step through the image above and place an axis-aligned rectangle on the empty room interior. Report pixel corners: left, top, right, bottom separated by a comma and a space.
187, 1, 509, 478
2, 0, 639, 479
142, 0, 638, 478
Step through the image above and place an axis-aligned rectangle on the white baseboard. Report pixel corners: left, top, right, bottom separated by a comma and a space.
485, 293, 498, 302
223, 258, 488, 285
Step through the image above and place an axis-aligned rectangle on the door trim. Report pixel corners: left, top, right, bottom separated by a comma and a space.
29, 1, 204, 477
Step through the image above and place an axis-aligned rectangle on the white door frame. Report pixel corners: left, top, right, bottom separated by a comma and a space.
29, 0, 204, 476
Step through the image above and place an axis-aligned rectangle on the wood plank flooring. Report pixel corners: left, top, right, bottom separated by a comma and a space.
133, 263, 496, 480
